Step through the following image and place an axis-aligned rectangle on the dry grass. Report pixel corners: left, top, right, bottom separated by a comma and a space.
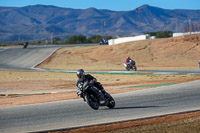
1, 70, 200, 90
38, 34, 200, 70
1, 70, 200, 108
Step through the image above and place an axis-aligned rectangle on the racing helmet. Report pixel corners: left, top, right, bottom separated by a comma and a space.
77, 69, 85, 79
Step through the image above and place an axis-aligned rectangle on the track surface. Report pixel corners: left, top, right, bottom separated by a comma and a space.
0, 45, 200, 133
0, 44, 95, 70
0, 46, 61, 70
0, 80, 200, 133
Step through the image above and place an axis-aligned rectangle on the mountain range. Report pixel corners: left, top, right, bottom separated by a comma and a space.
0, 4, 200, 42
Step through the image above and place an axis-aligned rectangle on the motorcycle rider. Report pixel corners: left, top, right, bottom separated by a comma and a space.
125, 56, 135, 65
125, 56, 131, 64
76, 69, 106, 101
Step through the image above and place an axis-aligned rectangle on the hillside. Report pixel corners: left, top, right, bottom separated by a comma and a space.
1, 4, 200, 42
38, 34, 200, 70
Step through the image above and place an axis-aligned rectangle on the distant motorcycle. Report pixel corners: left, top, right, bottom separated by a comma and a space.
23, 42, 29, 48
124, 60, 137, 71
77, 81, 115, 110
99, 39, 108, 45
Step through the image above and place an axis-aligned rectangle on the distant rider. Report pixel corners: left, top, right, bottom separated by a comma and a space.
125, 56, 131, 65
125, 56, 135, 65
76, 69, 106, 100
23, 41, 29, 48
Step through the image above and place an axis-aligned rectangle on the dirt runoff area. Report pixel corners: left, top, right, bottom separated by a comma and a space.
0, 70, 200, 108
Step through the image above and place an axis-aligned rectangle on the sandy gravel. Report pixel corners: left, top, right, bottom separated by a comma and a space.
0, 70, 200, 107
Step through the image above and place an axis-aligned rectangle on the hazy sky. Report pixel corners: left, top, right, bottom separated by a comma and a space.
0, 0, 199, 11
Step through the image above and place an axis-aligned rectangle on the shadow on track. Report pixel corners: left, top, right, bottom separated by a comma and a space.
103, 105, 162, 110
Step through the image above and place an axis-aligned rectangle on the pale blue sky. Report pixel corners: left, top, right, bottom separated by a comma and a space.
0, 0, 199, 11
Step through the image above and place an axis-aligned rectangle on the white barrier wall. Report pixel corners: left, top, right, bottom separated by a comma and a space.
108, 34, 150, 45
173, 32, 200, 37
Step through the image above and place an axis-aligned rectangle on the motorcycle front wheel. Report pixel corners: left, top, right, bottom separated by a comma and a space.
107, 97, 115, 109
85, 94, 99, 110
126, 66, 130, 71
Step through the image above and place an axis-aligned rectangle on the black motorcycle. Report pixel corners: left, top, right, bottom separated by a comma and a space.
77, 81, 115, 110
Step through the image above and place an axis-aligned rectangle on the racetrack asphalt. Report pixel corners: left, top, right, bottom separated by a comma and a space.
0, 80, 200, 133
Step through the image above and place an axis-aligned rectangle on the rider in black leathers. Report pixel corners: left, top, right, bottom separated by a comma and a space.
76, 69, 106, 100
